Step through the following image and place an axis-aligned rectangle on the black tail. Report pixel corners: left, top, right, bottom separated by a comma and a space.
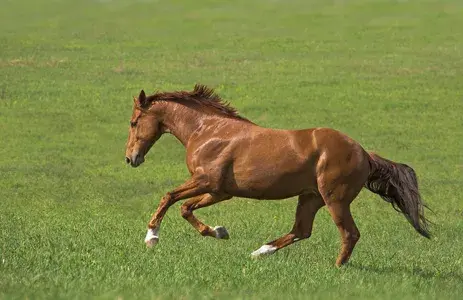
365, 152, 430, 238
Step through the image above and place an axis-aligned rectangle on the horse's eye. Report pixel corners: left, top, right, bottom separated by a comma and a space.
130, 121, 137, 128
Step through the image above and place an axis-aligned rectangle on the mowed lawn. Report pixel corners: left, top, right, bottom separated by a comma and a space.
1, 0, 462, 299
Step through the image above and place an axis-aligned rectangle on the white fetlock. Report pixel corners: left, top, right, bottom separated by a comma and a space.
251, 245, 277, 258
144, 227, 160, 248
213, 226, 229, 239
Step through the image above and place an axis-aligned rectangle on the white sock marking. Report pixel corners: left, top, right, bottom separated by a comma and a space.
251, 244, 277, 257
144, 227, 160, 243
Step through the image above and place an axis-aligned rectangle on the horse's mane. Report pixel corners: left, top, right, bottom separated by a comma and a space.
145, 84, 253, 123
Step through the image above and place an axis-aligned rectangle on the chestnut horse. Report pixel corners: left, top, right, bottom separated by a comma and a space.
125, 84, 429, 266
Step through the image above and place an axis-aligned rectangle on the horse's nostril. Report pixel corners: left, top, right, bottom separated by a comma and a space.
125, 157, 131, 164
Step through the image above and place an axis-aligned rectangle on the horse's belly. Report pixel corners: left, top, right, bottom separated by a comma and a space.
224, 162, 317, 200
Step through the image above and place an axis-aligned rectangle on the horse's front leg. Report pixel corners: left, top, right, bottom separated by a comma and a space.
144, 174, 209, 247
180, 193, 232, 238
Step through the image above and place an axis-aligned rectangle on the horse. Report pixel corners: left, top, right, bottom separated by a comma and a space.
124, 84, 430, 267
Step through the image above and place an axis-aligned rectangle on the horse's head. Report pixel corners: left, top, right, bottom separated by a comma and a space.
125, 90, 165, 167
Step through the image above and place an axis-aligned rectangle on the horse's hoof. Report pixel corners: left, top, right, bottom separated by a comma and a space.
145, 237, 159, 248
213, 226, 229, 239
251, 245, 277, 258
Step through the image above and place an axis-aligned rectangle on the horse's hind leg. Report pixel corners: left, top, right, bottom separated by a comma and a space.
326, 202, 360, 267
320, 182, 362, 267
181, 193, 232, 239
251, 193, 325, 257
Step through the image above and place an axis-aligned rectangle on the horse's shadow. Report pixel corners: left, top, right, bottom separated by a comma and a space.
348, 262, 463, 281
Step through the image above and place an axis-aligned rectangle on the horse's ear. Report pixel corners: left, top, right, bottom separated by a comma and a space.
138, 90, 148, 107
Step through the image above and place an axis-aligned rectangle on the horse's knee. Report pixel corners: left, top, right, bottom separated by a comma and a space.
345, 230, 360, 244
160, 193, 173, 206
180, 205, 192, 219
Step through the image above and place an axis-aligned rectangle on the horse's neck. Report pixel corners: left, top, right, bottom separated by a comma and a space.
161, 103, 206, 146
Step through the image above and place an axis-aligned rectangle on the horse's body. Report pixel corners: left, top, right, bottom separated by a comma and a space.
187, 124, 368, 200
125, 84, 429, 266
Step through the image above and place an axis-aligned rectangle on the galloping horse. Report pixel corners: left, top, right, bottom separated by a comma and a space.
125, 84, 429, 266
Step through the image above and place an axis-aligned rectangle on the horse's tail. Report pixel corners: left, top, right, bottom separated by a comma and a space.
365, 152, 430, 238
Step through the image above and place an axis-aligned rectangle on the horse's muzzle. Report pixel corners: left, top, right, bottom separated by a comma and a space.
125, 153, 144, 168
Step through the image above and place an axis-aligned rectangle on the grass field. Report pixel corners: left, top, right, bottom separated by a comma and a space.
1, 0, 462, 299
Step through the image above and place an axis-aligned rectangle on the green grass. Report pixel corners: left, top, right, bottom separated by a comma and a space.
1, 0, 462, 299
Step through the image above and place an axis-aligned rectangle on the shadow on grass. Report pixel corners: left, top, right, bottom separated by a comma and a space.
348, 262, 463, 281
